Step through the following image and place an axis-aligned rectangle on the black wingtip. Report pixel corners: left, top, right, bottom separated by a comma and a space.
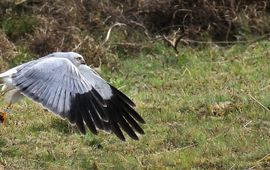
105, 98, 144, 141
76, 120, 86, 135
109, 84, 136, 107
69, 84, 145, 141
91, 88, 106, 107
119, 136, 126, 141
129, 133, 139, 140
110, 85, 145, 124
109, 121, 126, 141
140, 119, 146, 124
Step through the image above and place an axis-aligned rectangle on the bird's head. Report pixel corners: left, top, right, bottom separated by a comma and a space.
68, 52, 86, 66
50, 52, 86, 67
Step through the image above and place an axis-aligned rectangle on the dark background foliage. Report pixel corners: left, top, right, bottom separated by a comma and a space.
0, 0, 269, 67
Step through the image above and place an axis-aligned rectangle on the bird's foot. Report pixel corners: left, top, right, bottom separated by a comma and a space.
0, 111, 7, 125
0, 104, 12, 126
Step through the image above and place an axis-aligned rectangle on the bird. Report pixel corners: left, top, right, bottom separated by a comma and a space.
0, 52, 145, 141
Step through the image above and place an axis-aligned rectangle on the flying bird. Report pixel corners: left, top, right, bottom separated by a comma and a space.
0, 52, 145, 141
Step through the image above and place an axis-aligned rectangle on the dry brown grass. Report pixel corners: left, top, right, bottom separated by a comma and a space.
0, 31, 16, 71
101, 0, 270, 41
0, 0, 269, 66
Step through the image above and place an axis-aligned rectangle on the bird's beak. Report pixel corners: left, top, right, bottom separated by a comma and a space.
81, 59, 86, 65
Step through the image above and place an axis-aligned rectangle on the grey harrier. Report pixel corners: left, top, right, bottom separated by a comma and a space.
0, 52, 145, 141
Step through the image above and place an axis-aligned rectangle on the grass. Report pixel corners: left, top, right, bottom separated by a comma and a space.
1, 41, 270, 169
1, 15, 39, 41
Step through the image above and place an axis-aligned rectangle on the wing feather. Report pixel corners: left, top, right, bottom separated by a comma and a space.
52, 87, 62, 112
47, 86, 57, 107
58, 88, 66, 114
78, 94, 98, 134
35, 83, 47, 96
40, 85, 52, 106
63, 92, 71, 117
12, 58, 95, 117
78, 65, 145, 141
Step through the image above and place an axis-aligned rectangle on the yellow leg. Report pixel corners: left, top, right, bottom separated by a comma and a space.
0, 111, 7, 125
0, 103, 12, 126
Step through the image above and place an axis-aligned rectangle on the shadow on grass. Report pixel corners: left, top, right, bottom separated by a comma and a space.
28, 123, 48, 133
0, 138, 7, 147
49, 118, 77, 135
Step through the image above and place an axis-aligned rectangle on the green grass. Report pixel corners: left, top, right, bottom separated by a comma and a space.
1, 41, 270, 169
1, 15, 39, 41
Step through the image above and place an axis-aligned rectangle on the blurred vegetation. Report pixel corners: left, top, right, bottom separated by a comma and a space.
0, 0, 270, 68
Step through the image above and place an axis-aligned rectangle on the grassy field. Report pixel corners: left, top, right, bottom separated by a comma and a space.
0, 41, 270, 169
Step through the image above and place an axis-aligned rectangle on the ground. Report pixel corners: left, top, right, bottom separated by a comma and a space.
0, 41, 270, 169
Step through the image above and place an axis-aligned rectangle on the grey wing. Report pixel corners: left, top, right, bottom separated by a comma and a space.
0, 59, 39, 79
78, 65, 145, 141
11, 58, 105, 134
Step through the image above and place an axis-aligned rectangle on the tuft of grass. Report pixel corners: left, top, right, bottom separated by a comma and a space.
8, 47, 34, 67
1, 15, 38, 40
1, 41, 270, 169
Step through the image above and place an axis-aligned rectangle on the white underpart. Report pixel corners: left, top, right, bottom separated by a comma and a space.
2, 77, 15, 91
0, 67, 17, 78
0, 69, 24, 104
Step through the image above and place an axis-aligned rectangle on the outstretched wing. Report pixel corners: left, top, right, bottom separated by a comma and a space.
78, 65, 145, 141
11, 57, 105, 134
